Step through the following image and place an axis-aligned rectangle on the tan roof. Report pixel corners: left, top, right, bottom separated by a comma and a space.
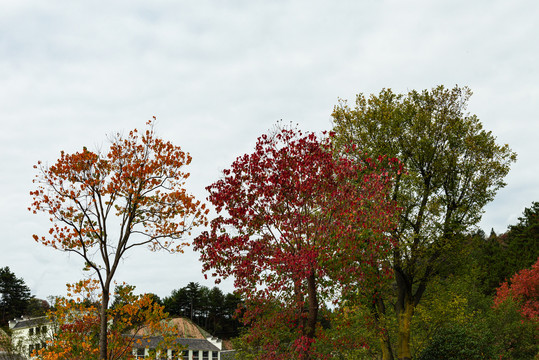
133, 317, 206, 339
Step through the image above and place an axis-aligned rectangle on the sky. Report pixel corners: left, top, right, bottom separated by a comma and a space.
1, 0, 538, 301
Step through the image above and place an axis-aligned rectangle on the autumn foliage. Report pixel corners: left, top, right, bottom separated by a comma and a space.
35, 280, 181, 360
494, 257, 539, 322
29, 119, 207, 253
194, 127, 400, 359
29, 119, 207, 359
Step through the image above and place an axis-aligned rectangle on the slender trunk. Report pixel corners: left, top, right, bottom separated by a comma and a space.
99, 287, 110, 360
306, 272, 318, 339
299, 272, 319, 360
380, 335, 394, 360
374, 296, 394, 360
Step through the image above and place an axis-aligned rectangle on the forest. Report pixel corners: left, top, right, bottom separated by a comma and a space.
2, 210, 538, 359
4, 85, 537, 359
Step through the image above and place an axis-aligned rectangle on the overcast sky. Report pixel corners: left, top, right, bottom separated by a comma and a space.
1, 0, 538, 301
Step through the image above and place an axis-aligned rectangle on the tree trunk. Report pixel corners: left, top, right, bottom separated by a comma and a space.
306, 272, 318, 340
396, 298, 414, 360
99, 287, 110, 360
374, 296, 394, 360
297, 272, 319, 360
380, 333, 394, 360
394, 263, 417, 360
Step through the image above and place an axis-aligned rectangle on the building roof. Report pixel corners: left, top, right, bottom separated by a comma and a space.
8, 316, 49, 330
131, 335, 220, 351
133, 317, 207, 339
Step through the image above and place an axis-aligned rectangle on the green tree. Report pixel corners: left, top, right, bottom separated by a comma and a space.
0, 267, 31, 326
26, 298, 50, 318
162, 284, 242, 339
331, 85, 516, 360
206, 287, 225, 334
414, 228, 538, 359
163, 287, 189, 318
416, 323, 494, 360
478, 202, 539, 295
506, 202, 539, 267
488, 296, 538, 359
185, 282, 202, 322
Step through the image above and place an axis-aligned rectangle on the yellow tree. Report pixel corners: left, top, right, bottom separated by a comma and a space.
36, 280, 182, 360
29, 119, 207, 360
332, 86, 516, 359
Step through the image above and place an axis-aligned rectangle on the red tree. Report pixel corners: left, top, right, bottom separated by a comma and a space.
194, 127, 400, 359
494, 257, 539, 322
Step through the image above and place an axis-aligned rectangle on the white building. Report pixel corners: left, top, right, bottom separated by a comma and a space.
131, 317, 226, 360
8, 316, 231, 360
132, 335, 223, 359
8, 316, 54, 359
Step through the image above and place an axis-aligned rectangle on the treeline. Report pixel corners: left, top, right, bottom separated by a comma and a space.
2, 203, 537, 357
1, 270, 242, 340
475, 201, 539, 295
161, 282, 242, 339
402, 201, 539, 359
7, 86, 539, 358
0, 266, 241, 339
306, 201, 539, 359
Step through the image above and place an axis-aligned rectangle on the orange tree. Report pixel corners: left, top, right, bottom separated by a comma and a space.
29, 119, 207, 360
494, 257, 539, 322
36, 280, 181, 360
194, 127, 400, 359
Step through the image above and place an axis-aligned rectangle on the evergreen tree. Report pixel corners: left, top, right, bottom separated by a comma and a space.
478, 202, 539, 295
162, 283, 242, 339
0, 267, 31, 326
505, 202, 539, 273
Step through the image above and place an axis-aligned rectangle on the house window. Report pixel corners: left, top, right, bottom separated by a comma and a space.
29, 328, 34, 336
211, 351, 218, 360
192, 350, 199, 360
135, 348, 145, 359
202, 351, 209, 360
42, 325, 47, 333
182, 350, 189, 360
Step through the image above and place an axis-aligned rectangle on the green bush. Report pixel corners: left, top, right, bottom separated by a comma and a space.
488, 299, 538, 360
417, 324, 493, 360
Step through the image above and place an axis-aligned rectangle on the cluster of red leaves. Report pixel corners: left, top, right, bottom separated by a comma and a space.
236, 299, 332, 360
194, 127, 401, 358
494, 257, 539, 322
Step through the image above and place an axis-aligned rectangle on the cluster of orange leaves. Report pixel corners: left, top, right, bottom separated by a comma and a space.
29, 118, 208, 256
494, 257, 539, 323
35, 279, 182, 360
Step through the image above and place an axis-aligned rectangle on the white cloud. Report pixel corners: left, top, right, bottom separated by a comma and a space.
1, 0, 538, 299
